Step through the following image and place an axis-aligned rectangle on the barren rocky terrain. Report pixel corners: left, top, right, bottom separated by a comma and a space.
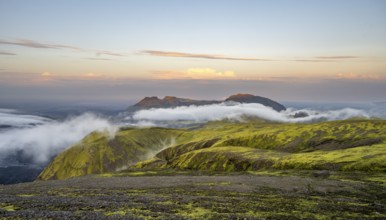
1, 171, 385, 219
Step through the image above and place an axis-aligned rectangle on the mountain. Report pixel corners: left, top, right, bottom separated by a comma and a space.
225, 93, 286, 112
128, 94, 286, 112
39, 119, 386, 180
130, 96, 220, 110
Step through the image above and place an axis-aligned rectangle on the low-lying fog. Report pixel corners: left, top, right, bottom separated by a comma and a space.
0, 101, 385, 178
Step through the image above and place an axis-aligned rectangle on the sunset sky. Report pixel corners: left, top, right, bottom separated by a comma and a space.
0, 0, 385, 104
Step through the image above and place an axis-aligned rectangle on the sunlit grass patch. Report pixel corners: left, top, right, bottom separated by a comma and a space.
0, 203, 17, 212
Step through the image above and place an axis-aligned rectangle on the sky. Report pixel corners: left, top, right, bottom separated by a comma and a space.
0, 0, 385, 104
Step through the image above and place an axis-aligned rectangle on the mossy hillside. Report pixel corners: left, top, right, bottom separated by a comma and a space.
40, 119, 386, 180
153, 143, 386, 172
217, 119, 385, 152
155, 119, 385, 162
136, 119, 386, 172
161, 146, 286, 171
38, 127, 183, 180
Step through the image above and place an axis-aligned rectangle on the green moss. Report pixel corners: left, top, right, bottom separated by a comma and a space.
39, 128, 183, 180
137, 119, 386, 172
126, 171, 158, 176
274, 143, 386, 171
193, 181, 231, 186
39, 119, 386, 180
104, 210, 126, 216
177, 202, 215, 219
16, 194, 35, 197
0, 203, 17, 211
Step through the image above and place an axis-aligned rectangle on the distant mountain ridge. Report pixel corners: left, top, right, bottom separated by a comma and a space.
129, 93, 286, 112
225, 94, 286, 112
132, 96, 220, 109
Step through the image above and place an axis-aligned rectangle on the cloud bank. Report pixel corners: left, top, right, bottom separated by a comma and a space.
0, 109, 51, 128
0, 112, 117, 165
132, 103, 370, 123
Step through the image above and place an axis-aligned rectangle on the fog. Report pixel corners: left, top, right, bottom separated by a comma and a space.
0, 103, 377, 167
0, 111, 117, 165
132, 103, 370, 123
0, 108, 51, 128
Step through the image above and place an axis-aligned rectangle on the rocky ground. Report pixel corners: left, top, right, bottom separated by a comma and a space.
0, 171, 385, 219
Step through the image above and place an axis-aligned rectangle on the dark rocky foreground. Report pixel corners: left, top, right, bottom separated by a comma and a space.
0, 173, 385, 219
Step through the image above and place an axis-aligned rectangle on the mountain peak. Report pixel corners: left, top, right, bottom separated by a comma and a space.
131, 96, 219, 110
225, 94, 286, 111
134, 96, 164, 108
163, 96, 177, 100
227, 93, 254, 99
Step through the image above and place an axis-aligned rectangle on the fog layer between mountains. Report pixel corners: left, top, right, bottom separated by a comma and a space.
0, 103, 373, 167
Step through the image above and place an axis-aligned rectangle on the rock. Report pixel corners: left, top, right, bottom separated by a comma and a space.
292, 111, 309, 118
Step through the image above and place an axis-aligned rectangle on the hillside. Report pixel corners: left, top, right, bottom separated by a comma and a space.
136, 119, 386, 171
38, 127, 182, 180
39, 119, 386, 180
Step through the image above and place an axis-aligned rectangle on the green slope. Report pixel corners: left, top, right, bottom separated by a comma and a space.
39, 119, 386, 180
135, 119, 386, 172
38, 127, 182, 180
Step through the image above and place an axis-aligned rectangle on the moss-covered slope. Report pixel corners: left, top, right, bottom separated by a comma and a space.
38, 127, 182, 180
39, 119, 386, 180
136, 119, 386, 172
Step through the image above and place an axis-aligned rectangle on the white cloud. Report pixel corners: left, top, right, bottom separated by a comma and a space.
0, 109, 51, 128
0, 104, 374, 166
0, 112, 118, 164
336, 73, 380, 80
154, 68, 236, 80
186, 68, 235, 79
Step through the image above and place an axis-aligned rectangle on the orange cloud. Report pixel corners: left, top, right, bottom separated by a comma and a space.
336, 73, 380, 80
154, 68, 237, 80
83, 73, 103, 78
41, 72, 54, 77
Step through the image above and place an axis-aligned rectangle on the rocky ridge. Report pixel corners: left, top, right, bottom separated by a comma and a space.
128, 93, 286, 112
